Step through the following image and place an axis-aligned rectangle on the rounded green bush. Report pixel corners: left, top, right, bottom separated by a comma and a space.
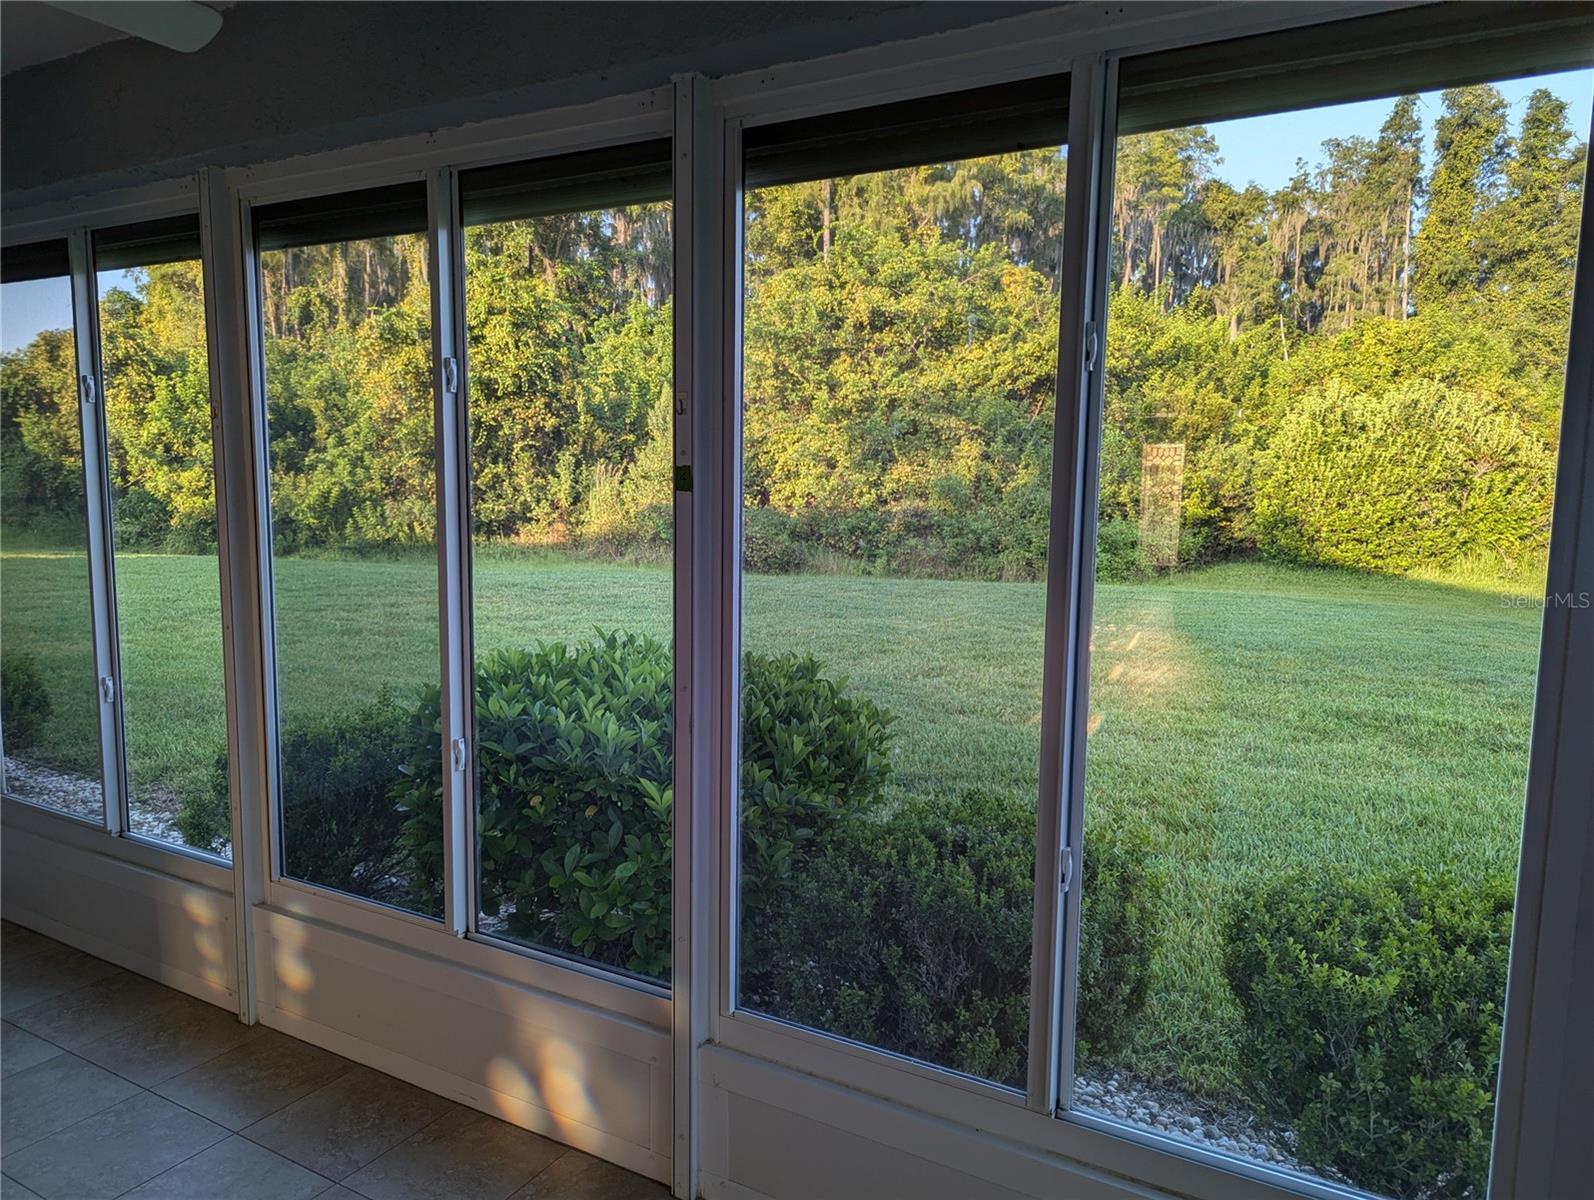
397, 632, 893, 978
0, 647, 52, 752
1223, 871, 1513, 1198
1254, 378, 1553, 574
740, 790, 1160, 1088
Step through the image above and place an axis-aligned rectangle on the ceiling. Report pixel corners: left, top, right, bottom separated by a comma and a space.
3, 2, 123, 74
1, 1, 230, 75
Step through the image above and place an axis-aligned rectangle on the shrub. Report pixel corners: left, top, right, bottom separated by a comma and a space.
181, 699, 419, 908
112, 486, 174, 550
1076, 819, 1161, 1063
739, 789, 1034, 1084
741, 791, 1159, 1088
283, 697, 427, 908
0, 647, 52, 751
401, 634, 675, 975
1224, 872, 1513, 1198
742, 505, 803, 574
1254, 378, 1553, 574
177, 756, 232, 853
1094, 517, 1144, 583
397, 632, 893, 977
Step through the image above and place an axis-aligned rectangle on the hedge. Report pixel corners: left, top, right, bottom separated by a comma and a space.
1224, 871, 1513, 1198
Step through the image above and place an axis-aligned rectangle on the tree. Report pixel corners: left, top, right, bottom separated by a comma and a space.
1415, 86, 1508, 308
1482, 88, 1586, 379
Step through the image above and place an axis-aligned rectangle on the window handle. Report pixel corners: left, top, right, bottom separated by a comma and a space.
441, 356, 459, 395
1060, 844, 1076, 894
450, 736, 468, 774
99, 675, 115, 705
80, 374, 97, 405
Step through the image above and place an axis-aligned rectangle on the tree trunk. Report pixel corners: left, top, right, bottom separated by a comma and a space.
821, 179, 833, 262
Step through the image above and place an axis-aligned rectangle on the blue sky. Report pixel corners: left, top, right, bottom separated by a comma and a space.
4, 71, 1591, 355
1206, 68, 1593, 192
1, 269, 140, 355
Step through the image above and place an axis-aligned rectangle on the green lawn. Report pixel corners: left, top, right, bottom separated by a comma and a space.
0, 547, 1542, 1095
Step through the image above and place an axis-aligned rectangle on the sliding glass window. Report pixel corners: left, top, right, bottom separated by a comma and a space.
458, 141, 675, 982
0, 241, 104, 821
1070, 15, 1593, 1197
255, 183, 441, 916
93, 217, 227, 854
735, 79, 1068, 1085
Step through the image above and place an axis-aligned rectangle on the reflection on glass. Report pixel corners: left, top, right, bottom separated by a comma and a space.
736, 149, 1067, 1086
0, 264, 105, 821
261, 231, 440, 916
1073, 70, 1591, 1197
460, 194, 675, 981
96, 257, 228, 855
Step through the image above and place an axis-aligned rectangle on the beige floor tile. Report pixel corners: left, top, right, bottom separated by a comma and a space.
121, 1134, 333, 1200
7, 970, 173, 1051
76, 992, 262, 1087
0, 941, 124, 1015
245, 1064, 456, 1180
511, 1150, 670, 1200
341, 1107, 565, 1200
0, 1053, 140, 1154
1, 1092, 225, 1200
1, 1021, 63, 1078
153, 1029, 353, 1131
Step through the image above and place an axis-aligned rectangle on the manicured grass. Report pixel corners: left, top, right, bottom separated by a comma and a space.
0, 546, 1543, 1095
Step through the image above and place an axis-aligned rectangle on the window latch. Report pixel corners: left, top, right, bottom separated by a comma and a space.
99, 675, 115, 705
450, 736, 468, 774
80, 374, 97, 406
1059, 844, 1076, 894
1083, 322, 1099, 373
441, 356, 459, 395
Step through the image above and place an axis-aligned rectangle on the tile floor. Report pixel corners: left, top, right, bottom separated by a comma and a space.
0, 920, 669, 1200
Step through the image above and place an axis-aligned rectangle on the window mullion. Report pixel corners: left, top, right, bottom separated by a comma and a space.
673, 70, 735, 1200
66, 229, 125, 837
428, 167, 472, 938
200, 166, 270, 1021
1029, 56, 1117, 1116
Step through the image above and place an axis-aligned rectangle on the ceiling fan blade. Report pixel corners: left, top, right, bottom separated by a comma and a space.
44, 1, 222, 54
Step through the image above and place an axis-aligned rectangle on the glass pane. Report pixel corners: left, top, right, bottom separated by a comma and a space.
1072, 67, 1593, 1197
1, 267, 105, 821
736, 150, 1067, 1085
462, 195, 675, 982
260, 231, 440, 917
97, 256, 228, 856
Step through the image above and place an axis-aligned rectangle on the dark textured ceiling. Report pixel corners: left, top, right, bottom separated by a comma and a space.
2, 2, 128, 74
2, 1, 1058, 203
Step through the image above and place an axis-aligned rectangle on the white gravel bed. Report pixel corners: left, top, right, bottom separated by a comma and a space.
4, 755, 229, 858
3, 755, 104, 821
1074, 1069, 1311, 1174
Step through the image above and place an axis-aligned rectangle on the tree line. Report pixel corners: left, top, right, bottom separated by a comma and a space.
1, 84, 1584, 581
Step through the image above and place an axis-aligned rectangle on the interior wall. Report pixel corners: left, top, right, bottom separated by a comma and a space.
0, 0, 1056, 206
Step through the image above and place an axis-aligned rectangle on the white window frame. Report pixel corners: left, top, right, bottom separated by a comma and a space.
2, 3, 1590, 1197
2, 178, 237, 887
701, 6, 1594, 1200
225, 88, 681, 1029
